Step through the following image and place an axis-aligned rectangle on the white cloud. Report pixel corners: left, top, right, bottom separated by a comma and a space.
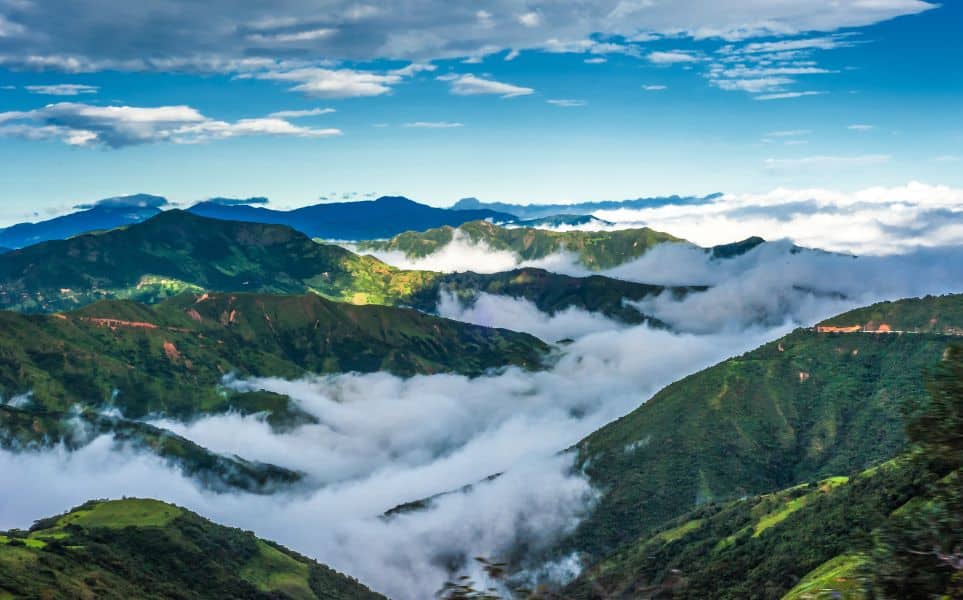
754, 90, 826, 100
267, 107, 336, 118
848, 123, 874, 131
647, 50, 700, 64
0, 102, 341, 148
443, 73, 534, 98
714, 76, 794, 93
249, 67, 403, 98
590, 181, 963, 256
641, 84, 666, 91
583, 57, 607, 64
546, 99, 586, 107
403, 121, 464, 128
517, 12, 541, 28
24, 83, 98, 95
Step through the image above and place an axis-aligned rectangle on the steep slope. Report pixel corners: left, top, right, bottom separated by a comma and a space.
189, 195, 516, 239
0, 194, 165, 249
0, 210, 694, 325
0, 292, 548, 421
565, 458, 928, 599
567, 337, 963, 600
564, 294, 963, 563
356, 220, 686, 270
0, 498, 385, 599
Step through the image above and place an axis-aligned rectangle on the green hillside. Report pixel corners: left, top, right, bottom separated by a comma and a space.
354, 220, 685, 270
0, 292, 547, 421
0, 211, 694, 325
565, 459, 926, 599
565, 294, 963, 564
0, 498, 384, 599
818, 293, 963, 334
566, 338, 963, 600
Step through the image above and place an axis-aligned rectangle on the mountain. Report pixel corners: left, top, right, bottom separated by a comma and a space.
356, 220, 686, 270
565, 457, 928, 599
0, 210, 696, 325
558, 294, 963, 569
403, 268, 703, 327
188, 195, 516, 240
0, 292, 547, 421
451, 193, 722, 220
567, 337, 963, 600
0, 498, 385, 599
356, 220, 772, 271
0, 194, 166, 249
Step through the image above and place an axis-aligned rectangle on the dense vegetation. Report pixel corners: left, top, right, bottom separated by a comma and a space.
567, 321, 954, 561
0, 498, 385, 599
0, 291, 547, 420
0, 211, 691, 324
355, 220, 685, 270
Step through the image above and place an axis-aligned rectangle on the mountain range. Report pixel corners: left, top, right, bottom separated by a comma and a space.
450, 193, 722, 220
356, 219, 768, 270
0, 210, 695, 325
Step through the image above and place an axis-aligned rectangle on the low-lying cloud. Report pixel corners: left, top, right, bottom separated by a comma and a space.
0, 316, 787, 598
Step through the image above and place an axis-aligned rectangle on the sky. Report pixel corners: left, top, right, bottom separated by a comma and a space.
0, 0, 961, 220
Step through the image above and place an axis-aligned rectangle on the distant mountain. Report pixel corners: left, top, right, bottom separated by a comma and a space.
0, 194, 166, 249
188, 195, 517, 239
0, 211, 695, 325
0, 498, 385, 599
357, 220, 686, 271
558, 293, 963, 569
357, 220, 769, 271
451, 193, 722, 220
0, 247, 9, 254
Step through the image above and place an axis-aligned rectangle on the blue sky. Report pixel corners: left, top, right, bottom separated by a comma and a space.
0, 0, 960, 222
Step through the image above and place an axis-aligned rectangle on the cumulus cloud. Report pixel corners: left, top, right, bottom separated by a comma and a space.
647, 50, 700, 64
247, 67, 403, 98
442, 73, 534, 98
24, 83, 98, 95
0, 102, 341, 148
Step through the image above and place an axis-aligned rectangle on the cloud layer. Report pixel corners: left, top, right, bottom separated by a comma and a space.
0, 2, 935, 70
